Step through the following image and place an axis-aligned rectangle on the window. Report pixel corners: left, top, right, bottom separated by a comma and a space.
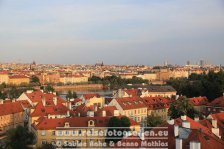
78, 130, 82, 135
52, 131, 55, 136
65, 130, 70, 136
72, 130, 76, 136
41, 140, 47, 145
58, 131, 63, 136
41, 130, 46, 136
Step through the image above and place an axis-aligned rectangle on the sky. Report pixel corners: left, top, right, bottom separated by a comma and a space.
0, 0, 224, 65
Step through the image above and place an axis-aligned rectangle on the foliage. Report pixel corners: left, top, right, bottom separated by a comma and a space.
38, 143, 56, 149
167, 71, 224, 101
106, 116, 130, 144
5, 125, 35, 149
146, 115, 163, 127
66, 90, 77, 99
30, 75, 40, 84
168, 97, 199, 119
44, 84, 55, 93
89, 75, 148, 89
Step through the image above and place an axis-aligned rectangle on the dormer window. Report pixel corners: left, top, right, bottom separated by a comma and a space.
65, 122, 70, 127
88, 120, 95, 127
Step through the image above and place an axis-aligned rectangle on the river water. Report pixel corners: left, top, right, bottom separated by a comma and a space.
58, 89, 113, 99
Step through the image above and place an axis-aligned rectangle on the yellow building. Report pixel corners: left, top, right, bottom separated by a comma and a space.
0, 100, 26, 139
8, 75, 30, 85
109, 97, 148, 124
81, 94, 105, 108
142, 97, 172, 121
32, 116, 140, 148
59, 74, 88, 84
0, 71, 9, 84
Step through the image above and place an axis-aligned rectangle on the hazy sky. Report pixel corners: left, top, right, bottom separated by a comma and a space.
0, 0, 224, 65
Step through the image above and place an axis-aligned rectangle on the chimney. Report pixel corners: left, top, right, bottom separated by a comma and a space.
42, 96, 46, 106
40, 89, 44, 93
94, 105, 98, 112
182, 121, 190, 129
68, 102, 72, 110
53, 92, 57, 95
194, 117, 199, 122
78, 113, 80, 117
12, 99, 16, 102
212, 119, 217, 128
181, 115, 187, 121
175, 138, 182, 149
190, 141, 201, 149
26, 90, 33, 94
102, 110, 106, 117
0, 99, 3, 104
67, 111, 70, 117
174, 125, 179, 137
53, 97, 57, 105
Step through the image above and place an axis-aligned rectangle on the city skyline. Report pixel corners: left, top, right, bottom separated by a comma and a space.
0, 0, 224, 65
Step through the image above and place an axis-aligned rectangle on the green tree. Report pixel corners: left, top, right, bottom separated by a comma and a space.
44, 84, 55, 93
106, 116, 130, 145
5, 125, 35, 149
146, 115, 163, 127
30, 75, 40, 84
66, 90, 77, 99
168, 97, 199, 119
167, 71, 224, 101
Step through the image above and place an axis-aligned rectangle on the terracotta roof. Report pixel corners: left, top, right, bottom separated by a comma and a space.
83, 93, 100, 100
95, 106, 118, 117
0, 101, 24, 116
142, 97, 172, 109
208, 96, 224, 107
157, 118, 224, 149
30, 101, 69, 117
124, 89, 139, 97
9, 75, 30, 79
25, 90, 65, 103
115, 97, 147, 110
189, 96, 208, 106
34, 116, 139, 130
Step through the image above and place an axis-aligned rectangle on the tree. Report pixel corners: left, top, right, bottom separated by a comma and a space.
146, 115, 163, 127
44, 84, 55, 93
38, 143, 56, 149
5, 125, 35, 149
167, 71, 224, 101
66, 90, 77, 99
106, 116, 130, 145
168, 97, 199, 119
30, 75, 40, 84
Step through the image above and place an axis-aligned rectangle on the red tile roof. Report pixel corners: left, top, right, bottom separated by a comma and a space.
142, 97, 172, 109
189, 96, 208, 106
25, 90, 65, 103
0, 101, 24, 116
83, 93, 100, 100
30, 101, 69, 117
95, 106, 118, 117
208, 96, 224, 107
9, 75, 30, 79
157, 117, 224, 149
124, 89, 139, 97
34, 116, 139, 130
115, 97, 147, 110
